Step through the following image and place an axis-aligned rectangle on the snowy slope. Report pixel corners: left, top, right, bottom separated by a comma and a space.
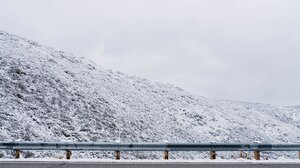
0, 31, 299, 159
290, 105, 300, 109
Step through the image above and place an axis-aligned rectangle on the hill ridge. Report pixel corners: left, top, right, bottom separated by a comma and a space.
0, 31, 299, 159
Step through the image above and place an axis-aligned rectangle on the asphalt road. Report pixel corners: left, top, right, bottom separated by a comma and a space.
0, 160, 300, 168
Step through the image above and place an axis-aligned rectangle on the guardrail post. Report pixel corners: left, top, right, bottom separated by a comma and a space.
163, 151, 169, 160
254, 150, 260, 160
210, 141, 216, 159
210, 151, 216, 159
15, 149, 21, 159
298, 151, 300, 159
66, 150, 72, 160
115, 151, 120, 160
253, 141, 260, 160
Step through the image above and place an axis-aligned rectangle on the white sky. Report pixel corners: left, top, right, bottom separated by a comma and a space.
1, 0, 300, 106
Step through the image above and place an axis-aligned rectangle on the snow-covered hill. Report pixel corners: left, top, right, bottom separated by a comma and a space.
0, 31, 299, 159
290, 105, 300, 109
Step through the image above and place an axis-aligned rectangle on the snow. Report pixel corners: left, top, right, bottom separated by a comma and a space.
0, 158, 300, 163
0, 31, 299, 159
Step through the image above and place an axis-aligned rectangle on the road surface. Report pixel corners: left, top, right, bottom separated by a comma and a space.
0, 160, 300, 168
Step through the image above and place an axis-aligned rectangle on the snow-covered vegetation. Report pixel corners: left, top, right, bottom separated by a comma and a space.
0, 31, 299, 159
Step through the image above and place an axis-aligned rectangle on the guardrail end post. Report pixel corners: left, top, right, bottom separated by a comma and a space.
254, 150, 260, 160
210, 151, 216, 159
163, 151, 169, 160
15, 149, 21, 159
66, 150, 72, 160
115, 151, 120, 160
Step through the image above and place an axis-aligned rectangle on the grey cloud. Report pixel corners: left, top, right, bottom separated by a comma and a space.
1, 0, 300, 105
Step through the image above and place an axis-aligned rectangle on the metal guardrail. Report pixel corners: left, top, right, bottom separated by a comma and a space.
0, 142, 299, 160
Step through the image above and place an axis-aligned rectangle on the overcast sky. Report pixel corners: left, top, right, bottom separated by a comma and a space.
1, 0, 300, 106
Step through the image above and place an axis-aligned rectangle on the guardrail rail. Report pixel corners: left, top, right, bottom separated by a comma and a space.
0, 142, 299, 160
